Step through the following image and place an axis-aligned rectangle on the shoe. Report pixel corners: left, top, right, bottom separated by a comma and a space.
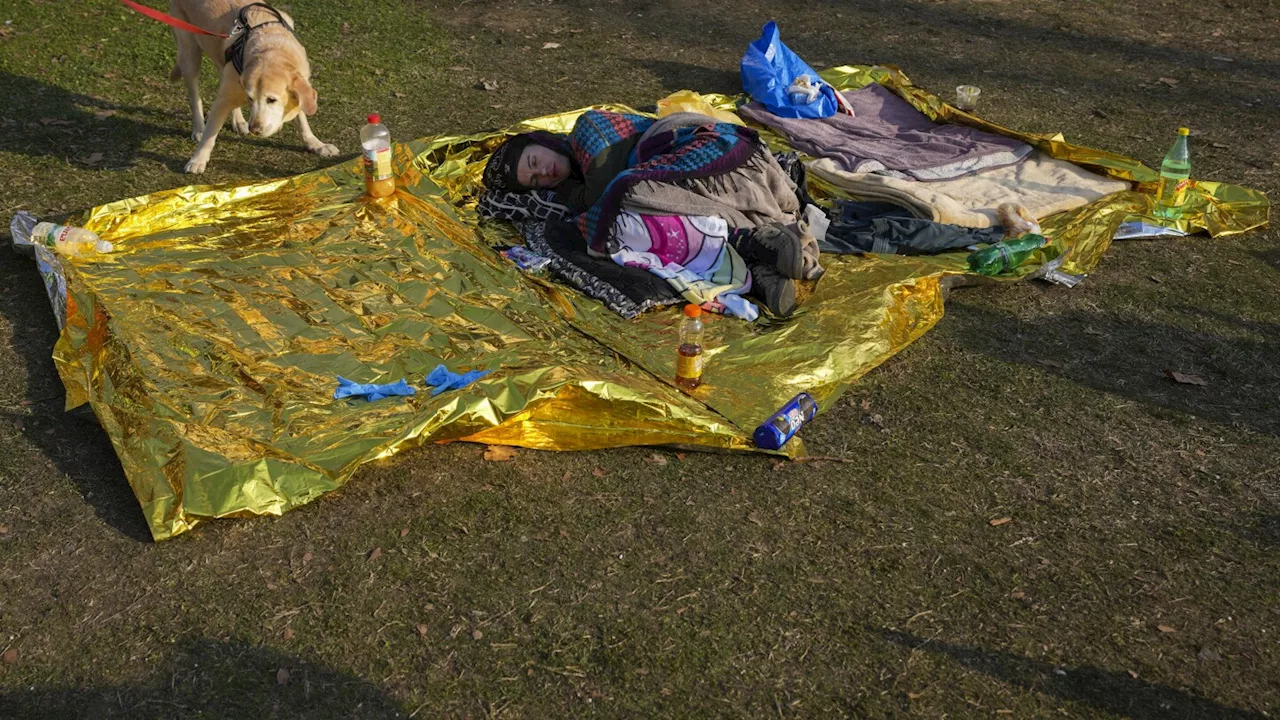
748, 262, 797, 318
735, 222, 805, 280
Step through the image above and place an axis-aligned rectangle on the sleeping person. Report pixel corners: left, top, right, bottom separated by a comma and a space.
479, 110, 823, 319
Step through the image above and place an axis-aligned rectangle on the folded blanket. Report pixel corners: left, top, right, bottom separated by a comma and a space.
807, 150, 1130, 228
522, 219, 682, 319
740, 83, 1032, 181
617, 116, 801, 239
576, 112, 761, 255
610, 211, 758, 321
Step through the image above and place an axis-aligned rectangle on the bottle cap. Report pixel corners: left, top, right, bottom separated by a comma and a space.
1177, 127, 1190, 136
367, 113, 381, 124
683, 304, 702, 318
94, 239, 114, 253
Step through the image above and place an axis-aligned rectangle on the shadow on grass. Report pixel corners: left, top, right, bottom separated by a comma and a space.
0, 244, 150, 542
945, 299, 1280, 437
635, 59, 742, 97
879, 629, 1266, 719
0, 71, 302, 175
0, 638, 403, 719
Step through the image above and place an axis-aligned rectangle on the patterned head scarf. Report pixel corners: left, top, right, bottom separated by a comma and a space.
482, 131, 574, 192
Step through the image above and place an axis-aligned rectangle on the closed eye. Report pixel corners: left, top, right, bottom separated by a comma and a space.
266, 97, 278, 104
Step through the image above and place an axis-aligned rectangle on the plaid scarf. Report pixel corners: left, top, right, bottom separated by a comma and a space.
570, 111, 762, 254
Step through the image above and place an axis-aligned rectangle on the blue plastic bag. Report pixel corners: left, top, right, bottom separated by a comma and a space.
740, 21, 839, 119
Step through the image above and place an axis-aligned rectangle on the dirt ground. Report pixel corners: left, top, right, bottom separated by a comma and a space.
0, 0, 1277, 717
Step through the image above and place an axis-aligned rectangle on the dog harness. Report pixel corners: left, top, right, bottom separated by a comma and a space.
224, 3, 296, 75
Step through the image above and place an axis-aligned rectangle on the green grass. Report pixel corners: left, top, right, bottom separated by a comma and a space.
1, 0, 1279, 717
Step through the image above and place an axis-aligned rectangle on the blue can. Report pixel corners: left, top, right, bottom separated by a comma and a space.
753, 393, 819, 450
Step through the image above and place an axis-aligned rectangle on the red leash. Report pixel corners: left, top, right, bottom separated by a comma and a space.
118, 0, 229, 38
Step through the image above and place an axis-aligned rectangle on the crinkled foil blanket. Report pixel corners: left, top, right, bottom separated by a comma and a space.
37, 66, 1269, 540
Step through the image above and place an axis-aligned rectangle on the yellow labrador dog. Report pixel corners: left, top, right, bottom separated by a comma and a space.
169, 0, 338, 173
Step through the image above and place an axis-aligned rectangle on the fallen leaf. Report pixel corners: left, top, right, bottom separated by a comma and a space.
1158, 624, 1177, 633
1156, 31, 1173, 38
1053, 87, 1069, 95
276, 667, 290, 684
483, 445, 517, 462
866, 413, 885, 428
989, 517, 1012, 527
1148, 275, 1163, 284
859, 398, 872, 411
301, 551, 313, 565
675, 453, 687, 461
1165, 370, 1208, 387
645, 454, 668, 466
1091, 108, 1110, 119
541, 42, 561, 49
79, 152, 104, 165
471, 629, 484, 640
1010, 591, 1026, 600
1084, 325, 1104, 336
282, 627, 295, 641
93, 109, 116, 120
1210, 29, 1223, 37
635, 667, 650, 676
2, 648, 16, 664
1211, 142, 1229, 149
341, 21, 351, 33
479, 79, 499, 91
1128, 669, 1139, 679
415, 624, 429, 637
400, 528, 409, 537
1157, 77, 1179, 87
747, 511, 764, 526
907, 692, 924, 700
102, 71, 116, 79
366, 547, 383, 562
1212, 55, 1234, 62
591, 468, 608, 478
392, 91, 405, 99
490, 104, 503, 109
447, 65, 469, 72
39, 117, 73, 126
1198, 646, 1222, 662
0, 525, 8, 535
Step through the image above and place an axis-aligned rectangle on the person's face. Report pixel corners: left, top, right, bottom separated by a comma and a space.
517, 144, 571, 189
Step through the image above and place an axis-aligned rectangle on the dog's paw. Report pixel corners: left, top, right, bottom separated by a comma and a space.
310, 142, 340, 158
230, 117, 250, 135
184, 156, 208, 174
190, 130, 202, 143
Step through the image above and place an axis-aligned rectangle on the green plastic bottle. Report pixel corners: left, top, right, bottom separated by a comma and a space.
1154, 127, 1191, 219
967, 233, 1046, 276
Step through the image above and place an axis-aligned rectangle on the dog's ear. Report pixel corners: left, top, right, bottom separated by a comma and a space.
291, 74, 318, 116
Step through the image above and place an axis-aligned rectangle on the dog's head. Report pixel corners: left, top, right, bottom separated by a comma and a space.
240, 53, 318, 138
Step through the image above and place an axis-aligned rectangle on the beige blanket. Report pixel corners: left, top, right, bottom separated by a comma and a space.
807, 150, 1129, 228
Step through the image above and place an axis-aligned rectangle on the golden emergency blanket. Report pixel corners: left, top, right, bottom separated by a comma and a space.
48, 65, 1268, 540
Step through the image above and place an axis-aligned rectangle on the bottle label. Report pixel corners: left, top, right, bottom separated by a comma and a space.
363, 146, 393, 182
1159, 176, 1191, 208
783, 407, 805, 433
676, 353, 703, 381
40, 224, 69, 249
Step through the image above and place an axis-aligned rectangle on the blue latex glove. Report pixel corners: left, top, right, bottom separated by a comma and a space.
425, 364, 490, 396
334, 377, 417, 402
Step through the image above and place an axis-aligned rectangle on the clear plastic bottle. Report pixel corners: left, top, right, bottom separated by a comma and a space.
30, 221, 113, 257
1155, 127, 1191, 219
675, 304, 704, 391
966, 233, 1046, 276
360, 113, 395, 198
